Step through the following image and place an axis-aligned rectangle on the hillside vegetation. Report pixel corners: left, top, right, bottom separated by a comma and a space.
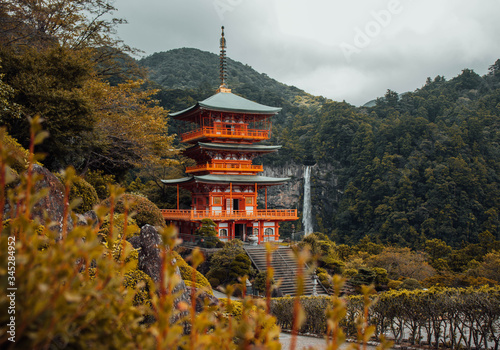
139, 48, 327, 126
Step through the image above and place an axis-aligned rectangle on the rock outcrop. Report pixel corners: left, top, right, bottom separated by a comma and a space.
4, 164, 73, 239
128, 224, 192, 310
262, 161, 342, 234
186, 286, 219, 312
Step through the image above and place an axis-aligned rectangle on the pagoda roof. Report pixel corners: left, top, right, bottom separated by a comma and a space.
161, 174, 290, 186
185, 142, 281, 154
170, 91, 281, 119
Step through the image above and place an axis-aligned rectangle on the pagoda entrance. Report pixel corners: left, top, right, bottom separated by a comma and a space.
235, 223, 245, 240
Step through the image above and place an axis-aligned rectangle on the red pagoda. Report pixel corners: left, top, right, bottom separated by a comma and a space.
161, 27, 297, 244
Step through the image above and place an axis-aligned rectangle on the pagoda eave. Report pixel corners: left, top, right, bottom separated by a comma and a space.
170, 91, 282, 121
161, 174, 290, 187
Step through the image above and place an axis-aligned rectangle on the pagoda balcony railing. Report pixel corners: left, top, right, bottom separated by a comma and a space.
161, 209, 298, 221
185, 163, 264, 174
180, 127, 269, 143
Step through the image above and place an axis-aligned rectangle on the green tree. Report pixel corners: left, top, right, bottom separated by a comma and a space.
195, 218, 220, 248
425, 238, 452, 270
206, 240, 252, 287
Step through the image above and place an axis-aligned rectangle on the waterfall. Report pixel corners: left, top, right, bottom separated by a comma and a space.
302, 165, 313, 235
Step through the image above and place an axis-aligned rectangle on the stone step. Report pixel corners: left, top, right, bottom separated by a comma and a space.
244, 246, 325, 296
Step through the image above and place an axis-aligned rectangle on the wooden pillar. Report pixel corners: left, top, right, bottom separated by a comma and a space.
265, 187, 268, 211
177, 184, 179, 210
255, 183, 258, 211
259, 221, 264, 244
229, 182, 232, 213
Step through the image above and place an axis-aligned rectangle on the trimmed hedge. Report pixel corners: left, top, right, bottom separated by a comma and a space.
270, 286, 500, 348
55, 173, 99, 214
101, 193, 164, 228
173, 251, 213, 295
70, 176, 99, 214
218, 298, 243, 319
98, 214, 140, 241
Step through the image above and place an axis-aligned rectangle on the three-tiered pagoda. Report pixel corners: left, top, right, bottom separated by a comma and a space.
161, 27, 297, 244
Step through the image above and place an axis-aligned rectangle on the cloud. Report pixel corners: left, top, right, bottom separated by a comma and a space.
114, 0, 500, 105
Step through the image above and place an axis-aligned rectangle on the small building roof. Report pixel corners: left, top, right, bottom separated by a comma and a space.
161, 174, 290, 186
170, 91, 281, 119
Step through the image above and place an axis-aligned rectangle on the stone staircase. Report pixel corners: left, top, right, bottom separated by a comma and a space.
244, 246, 327, 296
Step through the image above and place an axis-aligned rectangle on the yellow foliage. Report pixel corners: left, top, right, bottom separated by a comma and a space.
173, 251, 213, 294
82, 79, 178, 170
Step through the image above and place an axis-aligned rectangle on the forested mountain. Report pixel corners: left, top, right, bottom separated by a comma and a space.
308, 67, 499, 248
139, 48, 328, 125
142, 48, 499, 249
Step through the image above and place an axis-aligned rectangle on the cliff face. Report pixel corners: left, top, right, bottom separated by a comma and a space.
261, 162, 343, 235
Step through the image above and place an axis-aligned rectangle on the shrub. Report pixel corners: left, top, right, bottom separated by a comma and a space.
229, 253, 252, 280
368, 247, 436, 281
399, 278, 422, 290
84, 169, 116, 200
0, 208, 152, 349
55, 173, 99, 214
423, 271, 498, 288
253, 271, 276, 295
98, 214, 140, 241
343, 268, 358, 278
350, 267, 377, 287
195, 218, 221, 248
219, 298, 243, 319
2, 132, 31, 173
206, 240, 252, 287
317, 272, 332, 290
387, 279, 403, 290
102, 193, 165, 227
69, 175, 99, 214
372, 267, 389, 286
172, 251, 213, 295
123, 266, 154, 306
208, 277, 220, 288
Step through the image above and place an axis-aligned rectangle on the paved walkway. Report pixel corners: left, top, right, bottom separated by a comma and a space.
279, 333, 379, 349
212, 290, 238, 299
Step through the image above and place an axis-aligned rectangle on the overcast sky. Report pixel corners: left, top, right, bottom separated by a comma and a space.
113, 0, 500, 106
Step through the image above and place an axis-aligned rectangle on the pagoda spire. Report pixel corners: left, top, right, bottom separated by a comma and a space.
217, 26, 231, 93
